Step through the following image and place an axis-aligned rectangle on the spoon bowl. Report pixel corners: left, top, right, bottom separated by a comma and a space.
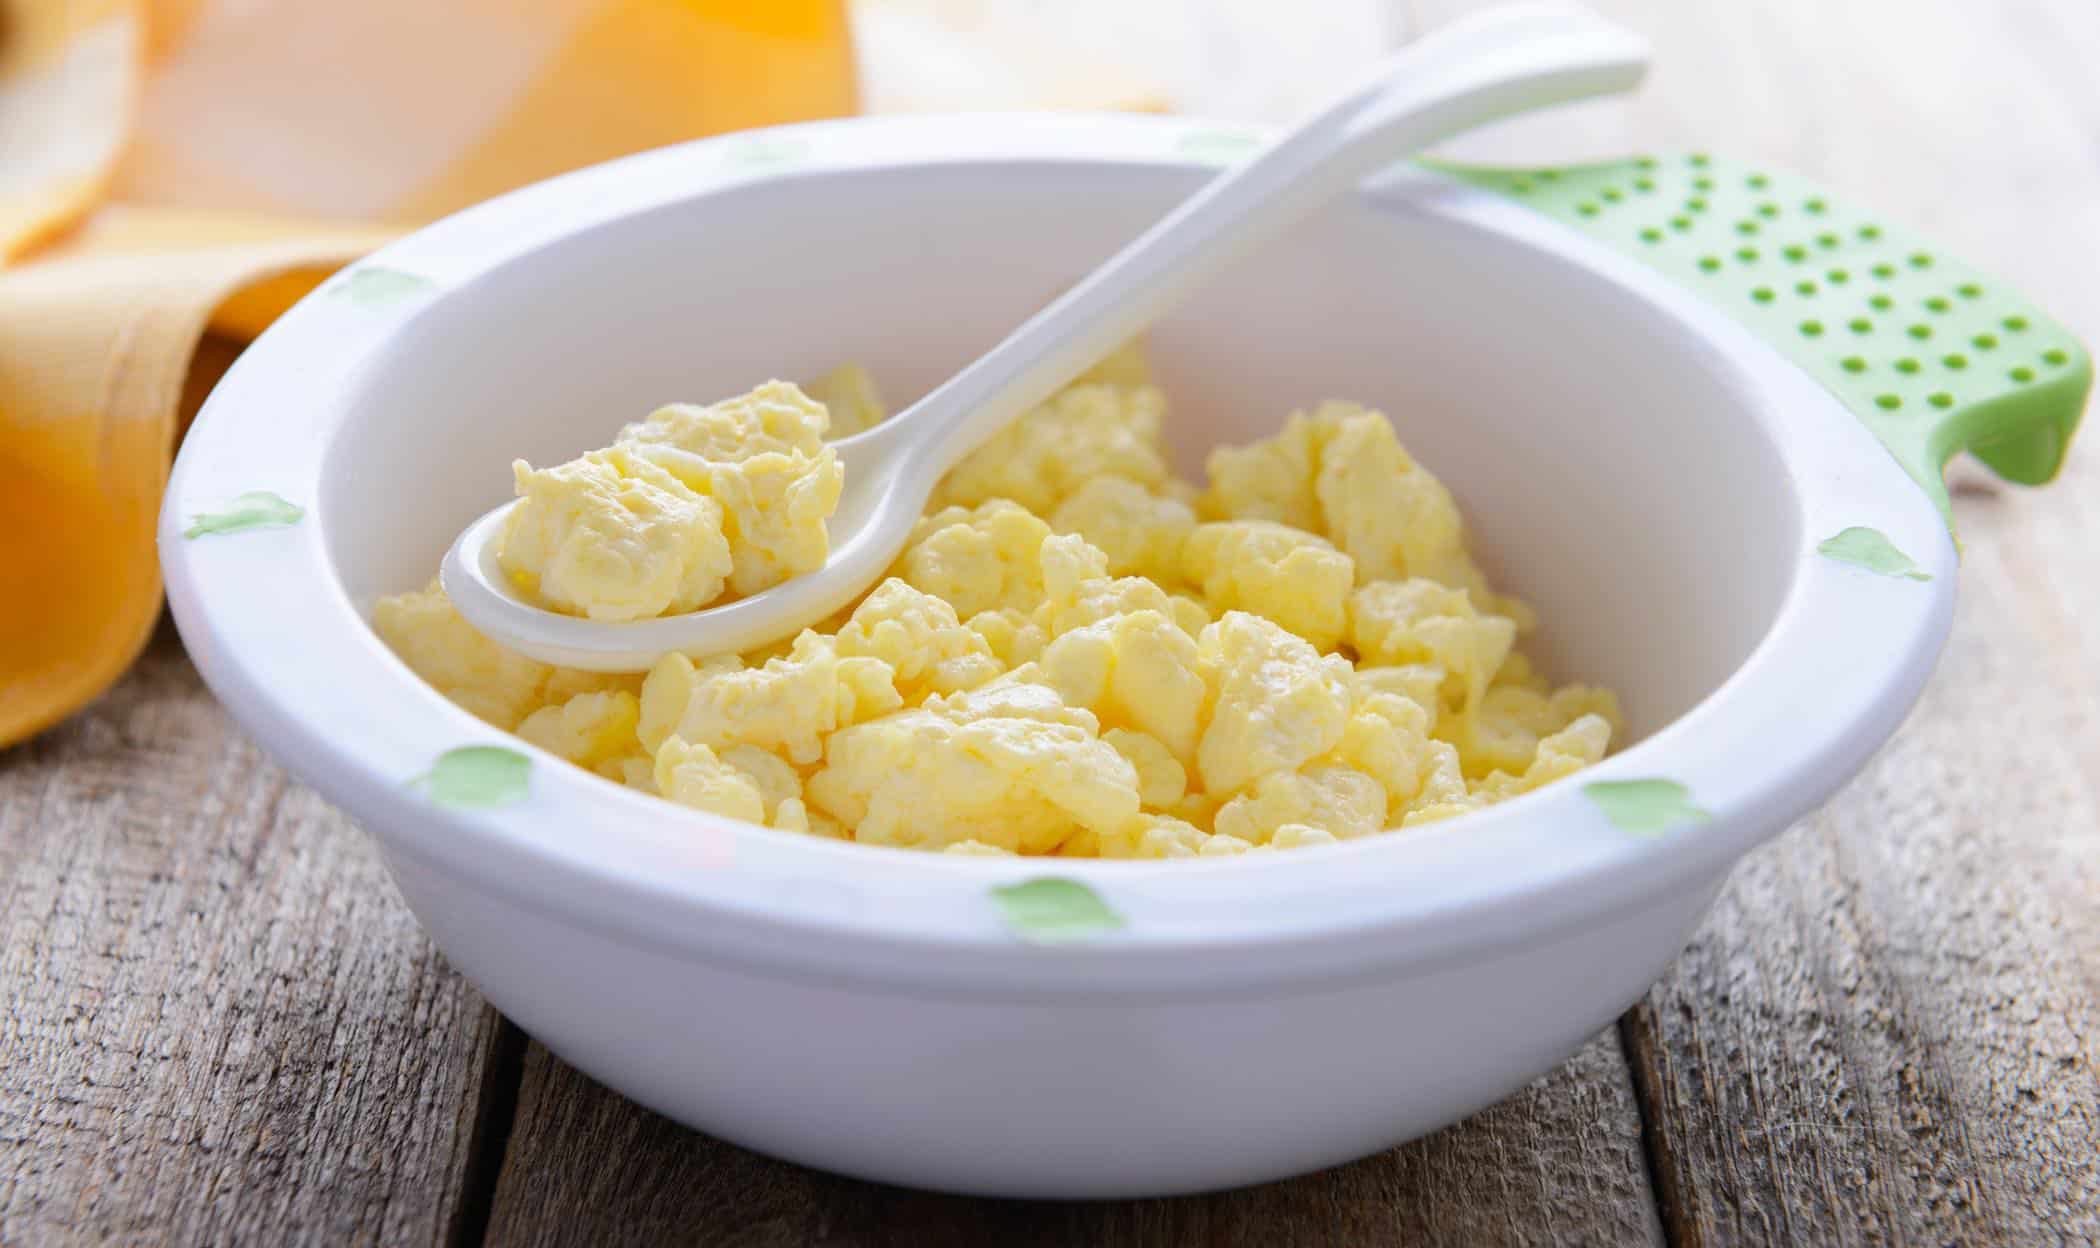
440, 419, 925, 670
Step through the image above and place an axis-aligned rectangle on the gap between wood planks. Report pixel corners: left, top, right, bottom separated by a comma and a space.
446, 1016, 527, 1248
1619, 1013, 1688, 1247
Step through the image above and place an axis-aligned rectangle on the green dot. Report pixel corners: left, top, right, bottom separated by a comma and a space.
1538, 169, 1562, 181
1636, 156, 1659, 170
1896, 358, 1921, 374
1737, 221, 1761, 236
1751, 286, 1775, 303
1639, 227, 1663, 243
1908, 324, 1933, 340
1869, 294, 1894, 310
2002, 315, 2029, 331
1689, 153, 1711, 167
1783, 244, 1809, 262
1875, 394, 1902, 410
1805, 197, 1829, 214
1841, 356, 1868, 372
1943, 354, 1968, 369
1871, 263, 1896, 279
2012, 365, 2036, 382
1698, 255, 1722, 272
1909, 251, 1934, 268
2044, 348, 2070, 365
1800, 319, 1825, 337
1758, 202, 1780, 218
1577, 202, 1599, 216
1796, 280, 1818, 295
1510, 179, 1534, 193
1924, 296, 1950, 312
1816, 232, 1841, 248
1929, 392, 1955, 409
1736, 246, 1760, 262
1601, 187, 1624, 202
1848, 318, 1872, 333
1747, 173, 1771, 189
1860, 224, 1884, 240
1828, 268, 1850, 283
1671, 215, 1693, 231
1973, 333, 1998, 350
1957, 282, 1983, 298
1686, 196, 1709, 212
1635, 177, 1656, 192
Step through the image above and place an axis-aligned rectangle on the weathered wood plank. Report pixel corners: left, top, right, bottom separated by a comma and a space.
1614, 0, 2100, 1239
0, 624, 508, 1245
1624, 493, 2100, 1243
483, 1028, 1659, 1247
1407, 0, 2100, 1240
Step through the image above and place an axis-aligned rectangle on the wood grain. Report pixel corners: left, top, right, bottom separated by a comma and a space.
1615, 0, 2100, 1241
482, 1028, 1659, 1248
1627, 434, 2100, 1243
0, 623, 509, 1245
1412, 0, 2100, 1241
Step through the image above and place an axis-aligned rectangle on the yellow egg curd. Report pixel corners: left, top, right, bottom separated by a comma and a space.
374, 345, 1622, 858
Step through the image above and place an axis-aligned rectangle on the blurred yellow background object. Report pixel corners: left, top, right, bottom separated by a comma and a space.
1, 0, 864, 745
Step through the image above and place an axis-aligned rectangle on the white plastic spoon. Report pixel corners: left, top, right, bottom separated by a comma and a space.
442, 2, 1649, 671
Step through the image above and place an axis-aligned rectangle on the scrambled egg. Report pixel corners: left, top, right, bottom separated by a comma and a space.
1183, 521, 1353, 652
498, 381, 843, 618
373, 345, 1622, 858
934, 382, 1169, 513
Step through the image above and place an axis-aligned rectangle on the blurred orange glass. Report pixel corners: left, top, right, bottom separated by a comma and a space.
394, 0, 862, 221
114, 0, 860, 225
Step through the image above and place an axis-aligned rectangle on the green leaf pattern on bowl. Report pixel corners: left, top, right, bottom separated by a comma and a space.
722, 136, 813, 171
991, 878, 1125, 943
415, 746, 533, 809
1584, 779, 1711, 836
183, 490, 305, 539
1817, 526, 1932, 581
1173, 128, 1265, 166
331, 266, 436, 307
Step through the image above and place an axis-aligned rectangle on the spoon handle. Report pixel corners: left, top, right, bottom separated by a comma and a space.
873, 2, 1651, 480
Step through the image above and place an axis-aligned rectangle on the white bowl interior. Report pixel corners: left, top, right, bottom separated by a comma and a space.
325, 161, 1801, 741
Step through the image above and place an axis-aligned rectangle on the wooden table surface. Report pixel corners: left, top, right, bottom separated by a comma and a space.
6, 0, 2098, 1243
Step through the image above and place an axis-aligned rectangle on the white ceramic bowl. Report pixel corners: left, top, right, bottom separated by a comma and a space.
162, 115, 1970, 1197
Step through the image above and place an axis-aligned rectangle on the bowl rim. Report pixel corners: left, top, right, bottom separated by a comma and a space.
159, 113, 1955, 996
